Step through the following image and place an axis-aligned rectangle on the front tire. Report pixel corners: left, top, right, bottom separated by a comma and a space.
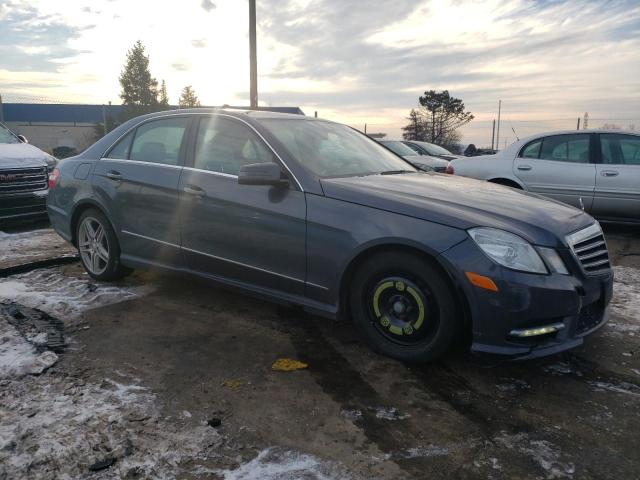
76, 209, 131, 281
350, 251, 459, 363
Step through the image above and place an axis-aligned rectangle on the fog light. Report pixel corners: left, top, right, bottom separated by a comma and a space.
510, 322, 565, 338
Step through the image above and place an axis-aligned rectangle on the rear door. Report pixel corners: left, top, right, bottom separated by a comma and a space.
179, 115, 307, 295
92, 116, 190, 267
592, 133, 640, 221
513, 133, 596, 210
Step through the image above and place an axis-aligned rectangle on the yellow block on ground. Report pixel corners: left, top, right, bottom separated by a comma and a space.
272, 358, 308, 372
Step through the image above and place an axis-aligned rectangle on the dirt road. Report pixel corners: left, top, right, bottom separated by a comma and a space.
1, 224, 638, 479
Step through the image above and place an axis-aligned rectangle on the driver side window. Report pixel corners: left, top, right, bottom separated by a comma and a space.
194, 116, 276, 176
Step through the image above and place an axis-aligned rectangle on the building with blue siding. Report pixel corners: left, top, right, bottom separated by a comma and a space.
0, 103, 304, 156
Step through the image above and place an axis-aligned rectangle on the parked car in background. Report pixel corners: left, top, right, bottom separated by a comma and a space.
402, 140, 462, 161
379, 140, 449, 172
449, 130, 640, 224
0, 122, 58, 223
48, 110, 612, 362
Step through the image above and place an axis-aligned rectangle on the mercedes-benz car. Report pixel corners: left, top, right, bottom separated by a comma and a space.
449, 130, 640, 224
47, 110, 613, 362
402, 140, 462, 161
379, 140, 449, 173
0, 122, 58, 223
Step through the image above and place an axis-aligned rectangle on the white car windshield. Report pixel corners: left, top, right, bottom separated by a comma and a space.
0, 123, 20, 144
259, 119, 416, 178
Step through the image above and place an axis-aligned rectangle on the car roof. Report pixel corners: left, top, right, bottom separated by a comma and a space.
141, 107, 308, 121
518, 129, 640, 142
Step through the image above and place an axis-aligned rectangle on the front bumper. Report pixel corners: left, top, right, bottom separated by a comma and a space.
0, 190, 49, 223
440, 238, 614, 359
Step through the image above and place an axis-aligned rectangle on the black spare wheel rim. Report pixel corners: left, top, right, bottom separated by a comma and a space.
367, 276, 439, 346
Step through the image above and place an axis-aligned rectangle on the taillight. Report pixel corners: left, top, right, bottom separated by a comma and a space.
445, 164, 455, 175
48, 168, 60, 189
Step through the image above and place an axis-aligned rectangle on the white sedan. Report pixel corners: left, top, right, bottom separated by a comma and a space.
448, 130, 640, 224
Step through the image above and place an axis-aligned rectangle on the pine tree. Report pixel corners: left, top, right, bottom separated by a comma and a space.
119, 41, 159, 107
179, 85, 201, 108
159, 80, 169, 107
401, 109, 425, 141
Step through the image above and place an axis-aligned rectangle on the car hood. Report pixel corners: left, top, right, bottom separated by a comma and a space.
320, 173, 594, 247
0, 143, 51, 168
409, 156, 449, 169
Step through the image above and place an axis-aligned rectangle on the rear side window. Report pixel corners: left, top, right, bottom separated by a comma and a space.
129, 117, 189, 165
193, 116, 275, 175
601, 134, 640, 165
539, 134, 590, 163
519, 140, 541, 158
106, 131, 134, 159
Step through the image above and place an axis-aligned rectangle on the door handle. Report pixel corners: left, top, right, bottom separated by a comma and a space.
183, 184, 205, 197
517, 165, 532, 171
601, 170, 619, 177
105, 170, 122, 180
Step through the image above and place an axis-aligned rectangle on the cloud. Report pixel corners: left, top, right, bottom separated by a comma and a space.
191, 38, 207, 48
0, 2, 86, 72
201, 0, 216, 12
256, 0, 640, 141
171, 61, 191, 71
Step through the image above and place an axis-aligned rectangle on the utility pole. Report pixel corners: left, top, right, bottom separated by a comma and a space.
576, 117, 581, 130
491, 119, 496, 151
496, 100, 501, 152
249, 0, 258, 108
364, 123, 367, 134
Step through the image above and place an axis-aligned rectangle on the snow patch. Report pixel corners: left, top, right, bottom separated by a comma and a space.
372, 406, 410, 421
610, 266, 640, 321
219, 447, 350, 480
495, 432, 575, 479
588, 381, 640, 397
0, 318, 57, 378
0, 229, 68, 262
0, 267, 152, 318
397, 445, 449, 459
0, 371, 221, 478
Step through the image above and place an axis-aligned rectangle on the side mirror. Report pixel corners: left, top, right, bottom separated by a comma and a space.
238, 162, 288, 186
17, 134, 28, 143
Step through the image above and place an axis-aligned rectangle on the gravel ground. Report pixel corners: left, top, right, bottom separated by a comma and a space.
0, 223, 638, 479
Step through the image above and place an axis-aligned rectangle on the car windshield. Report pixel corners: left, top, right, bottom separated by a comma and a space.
259, 119, 416, 178
0, 123, 20, 144
420, 142, 452, 156
381, 141, 419, 157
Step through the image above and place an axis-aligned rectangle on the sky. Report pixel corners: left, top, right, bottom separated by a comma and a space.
0, 0, 638, 146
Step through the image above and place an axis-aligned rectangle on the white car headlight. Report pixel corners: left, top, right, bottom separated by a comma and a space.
468, 227, 547, 274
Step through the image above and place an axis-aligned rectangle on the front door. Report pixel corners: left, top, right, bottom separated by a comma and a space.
513, 133, 596, 211
180, 115, 307, 295
592, 133, 640, 222
92, 116, 190, 267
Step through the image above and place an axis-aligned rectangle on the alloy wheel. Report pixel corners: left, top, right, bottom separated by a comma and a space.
78, 216, 110, 275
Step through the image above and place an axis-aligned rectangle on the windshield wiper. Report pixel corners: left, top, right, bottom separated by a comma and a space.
379, 170, 414, 175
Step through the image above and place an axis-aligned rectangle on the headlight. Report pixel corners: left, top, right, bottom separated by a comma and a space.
468, 227, 547, 274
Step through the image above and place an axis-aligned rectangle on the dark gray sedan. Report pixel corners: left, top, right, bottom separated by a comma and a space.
47, 109, 613, 362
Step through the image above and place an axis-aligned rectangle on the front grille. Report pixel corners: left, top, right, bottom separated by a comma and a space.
566, 223, 610, 275
576, 302, 604, 334
0, 166, 48, 195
